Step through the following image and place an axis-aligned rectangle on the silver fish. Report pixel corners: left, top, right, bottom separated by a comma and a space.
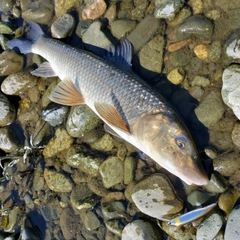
167, 203, 217, 226
6, 22, 209, 185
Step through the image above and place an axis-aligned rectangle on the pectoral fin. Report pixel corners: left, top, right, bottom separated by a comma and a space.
31, 62, 57, 77
49, 78, 85, 106
94, 103, 130, 134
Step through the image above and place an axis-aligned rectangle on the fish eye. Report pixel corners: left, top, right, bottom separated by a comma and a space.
176, 136, 188, 149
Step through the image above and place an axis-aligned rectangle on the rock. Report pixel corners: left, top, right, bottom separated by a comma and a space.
105, 219, 125, 236
0, 22, 15, 34
229, 170, 240, 193
139, 35, 165, 73
4, 207, 20, 233
0, 34, 8, 50
81, 210, 101, 231
225, 204, 240, 240
0, 50, 24, 76
188, 0, 203, 14
206, 9, 221, 20
189, 86, 204, 100
232, 121, 240, 146
122, 220, 161, 240
128, 15, 161, 54
167, 68, 185, 85
54, 0, 82, 18
21, 0, 54, 24
209, 41, 222, 62
82, 128, 102, 144
218, 188, 239, 218
222, 64, 240, 120
43, 128, 73, 158
111, 19, 136, 39
130, 1, 148, 21
75, 20, 93, 38
169, 47, 193, 67
154, 0, 184, 20
90, 133, 115, 152
224, 30, 240, 63
66, 104, 101, 138
0, 0, 14, 11
124, 156, 137, 185
168, 39, 191, 52
0, 190, 13, 208
0, 93, 16, 127
204, 171, 228, 193
99, 156, 124, 188
0, 126, 19, 153
102, 201, 126, 219
191, 75, 210, 87
51, 13, 75, 38
131, 173, 183, 218
177, 15, 214, 41
187, 190, 211, 207
196, 212, 224, 240
70, 183, 97, 210
213, 152, 240, 177
195, 90, 225, 128
168, 7, 191, 27
24, 193, 35, 209
42, 102, 69, 127
193, 44, 209, 61
82, 0, 107, 20
44, 168, 73, 192
104, 4, 117, 24
88, 176, 109, 197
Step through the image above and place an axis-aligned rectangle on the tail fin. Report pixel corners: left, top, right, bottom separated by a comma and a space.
7, 22, 44, 54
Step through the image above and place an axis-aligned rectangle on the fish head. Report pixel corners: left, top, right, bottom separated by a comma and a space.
132, 112, 209, 186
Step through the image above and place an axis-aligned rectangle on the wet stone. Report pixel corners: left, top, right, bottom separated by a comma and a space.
0, 22, 15, 34
187, 190, 211, 207
4, 207, 20, 233
102, 201, 126, 220
193, 44, 209, 61
81, 210, 101, 231
0, 34, 8, 50
54, 0, 82, 18
99, 156, 124, 188
0, 93, 16, 127
0, 0, 14, 11
131, 173, 183, 218
168, 7, 191, 27
124, 156, 137, 185
0, 126, 19, 153
169, 47, 193, 67
204, 171, 228, 193
177, 15, 214, 41
154, 0, 184, 20
44, 168, 73, 192
105, 219, 125, 236
191, 75, 210, 88
82, 0, 107, 20
232, 121, 240, 146
209, 41, 222, 62
111, 19, 136, 39
224, 30, 240, 63
24, 193, 35, 210
66, 104, 101, 138
167, 68, 185, 85
90, 133, 115, 152
104, 4, 117, 24
51, 13, 75, 39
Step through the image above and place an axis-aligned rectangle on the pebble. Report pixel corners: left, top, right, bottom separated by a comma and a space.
168, 39, 191, 52
195, 90, 225, 128
209, 41, 222, 62
0, 22, 15, 34
225, 204, 240, 240
0, 50, 23, 76
224, 30, 240, 62
168, 7, 192, 27
82, 0, 107, 20
139, 35, 164, 73
206, 9, 221, 20
104, 4, 117, 24
51, 14, 75, 39
128, 15, 161, 54
131, 173, 183, 218
193, 44, 209, 61
196, 212, 224, 240
222, 64, 240, 120
99, 156, 124, 188
4, 207, 20, 233
154, 0, 184, 20
188, 0, 203, 14
76, 20, 93, 38
169, 47, 193, 67
124, 156, 137, 185
24, 193, 35, 210
130, 2, 148, 21
177, 15, 214, 41
105, 219, 125, 236
42, 102, 69, 127
191, 75, 210, 87
0, 34, 8, 50
0, 0, 14, 11
90, 133, 115, 152
81, 210, 101, 231
189, 86, 205, 100
21, 0, 54, 24
44, 168, 73, 192
204, 171, 228, 193
232, 121, 240, 146
111, 19, 136, 39
54, 0, 80, 18
0, 126, 19, 153
187, 190, 211, 207
66, 104, 101, 138
43, 128, 73, 158
167, 68, 185, 85
122, 220, 160, 240
229, 169, 240, 193
0, 93, 16, 127
218, 188, 239, 218
102, 201, 125, 219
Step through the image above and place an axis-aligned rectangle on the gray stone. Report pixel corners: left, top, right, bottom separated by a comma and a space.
204, 171, 228, 193
222, 64, 240, 120
187, 190, 211, 207
169, 47, 193, 67
90, 133, 115, 152
225, 204, 240, 240
102, 201, 126, 220
196, 212, 224, 240
0, 126, 19, 153
131, 173, 183, 218
224, 30, 240, 62
124, 156, 137, 185
232, 121, 240, 146
209, 41, 222, 62
154, 0, 184, 20
24, 193, 34, 210
105, 219, 125, 236
191, 76, 210, 87
76, 20, 93, 38
111, 19, 136, 39
81, 210, 101, 231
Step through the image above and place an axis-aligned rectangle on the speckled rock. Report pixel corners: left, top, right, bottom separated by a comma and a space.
209, 41, 222, 62
139, 35, 164, 73
231, 121, 240, 146
225, 204, 240, 240
204, 171, 228, 193
51, 13, 75, 38
81, 210, 101, 231
167, 68, 185, 85
124, 156, 137, 185
0, 50, 23, 76
189, 86, 204, 100
111, 19, 136, 39
128, 15, 161, 54
131, 174, 183, 218
177, 15, 214, 40
82, 0, 107, 20
105, 219, 125, 236
54, 0, 82, 18
43, 128, 73, 158
0, 126, 19, 153
193, 44, 209, 61
104, 4, 117, 23
187, 190, 211, 207
213, 152, 240, 177
0, 93, 16, 127
44, 168, 73, 192
169, 47, 193, 67
168, 7, 191, 27
196, 212, 224, 240
66, 104, 101, 138
21, 0, 54, 24
224, 30, 240, 63
191, 75, 210, 87
99, 156, 124, 188
154, 0, 184, 20
122, 220, 161, 240
188, 0, 203, 14
195, 90, 225, 128
222, 64, 240, 120
90, 133, 114, 152
102, 201, 126, 220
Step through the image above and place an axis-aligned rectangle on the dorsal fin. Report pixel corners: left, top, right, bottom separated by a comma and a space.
94, 102, 130, 134
31, 62, 57, 77
49, 78, 85, 106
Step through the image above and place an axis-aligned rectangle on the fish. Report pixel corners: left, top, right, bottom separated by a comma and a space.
6, 21, 209, 185
167, 203, 217, 226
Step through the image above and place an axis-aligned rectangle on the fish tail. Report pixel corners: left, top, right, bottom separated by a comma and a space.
7, 22, 44, 54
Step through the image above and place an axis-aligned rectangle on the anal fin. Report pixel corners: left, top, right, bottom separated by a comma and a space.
49, 78, 85, 106
94, 102, 130, 134
31, 62, 57, 77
